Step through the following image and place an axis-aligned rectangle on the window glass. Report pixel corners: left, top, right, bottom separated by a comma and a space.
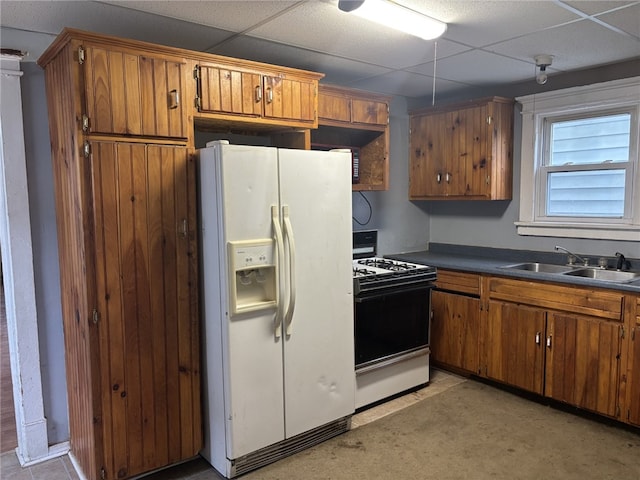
547, 170, 626, 217
549, 113, 630, 166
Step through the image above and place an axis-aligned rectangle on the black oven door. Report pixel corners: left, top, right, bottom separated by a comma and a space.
354, 284, 432, 369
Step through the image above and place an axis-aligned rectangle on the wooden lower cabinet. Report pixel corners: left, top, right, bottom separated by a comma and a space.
54, 140, 201, 480
431, 290, 480, 374
625, 297, 640, 426
484, 301, 546, 395
544, 312, 621, 417
88, 142, 201, 479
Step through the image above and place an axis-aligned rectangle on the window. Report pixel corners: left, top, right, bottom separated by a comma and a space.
516, 77, 640, 241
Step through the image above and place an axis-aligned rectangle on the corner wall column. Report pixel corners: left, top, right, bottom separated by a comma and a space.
0, 52, 50, 465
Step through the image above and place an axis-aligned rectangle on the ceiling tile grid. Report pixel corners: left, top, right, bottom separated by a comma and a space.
1, 0, 638, 99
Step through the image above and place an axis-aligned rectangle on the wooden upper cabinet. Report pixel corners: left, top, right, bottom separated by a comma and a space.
409, 96, 514, 200
194, 61, 321, 129
318, 84, 389, 126
314, 85, 391, 191
83, 45, 188, 139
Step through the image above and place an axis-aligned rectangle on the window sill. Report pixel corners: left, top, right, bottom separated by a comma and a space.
515, 222, 640, 241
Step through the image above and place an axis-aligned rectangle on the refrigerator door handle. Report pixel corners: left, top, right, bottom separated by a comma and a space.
282, 205, 297, 336
271, 205, 285, 338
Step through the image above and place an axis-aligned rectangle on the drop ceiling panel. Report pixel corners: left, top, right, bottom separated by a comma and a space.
596, 3, 640, 37
102, 1, 301, 32
408, 50, 542, 86
564, 1, 637, 16
489, 19, 640, 71
0, 1, 230, 53
437, 1, 579, 47
347, 70, 474, 98
243, 1, 461, 70
210, 35, 393, 84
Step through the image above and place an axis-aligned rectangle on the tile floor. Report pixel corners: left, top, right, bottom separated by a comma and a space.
0, 369, 464, 480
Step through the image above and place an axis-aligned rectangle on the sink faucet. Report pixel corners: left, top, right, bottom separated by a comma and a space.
615, 252, 631, 271
555, 245, 589, 266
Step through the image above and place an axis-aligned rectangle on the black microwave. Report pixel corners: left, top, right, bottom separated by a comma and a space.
311, 143, 360, 184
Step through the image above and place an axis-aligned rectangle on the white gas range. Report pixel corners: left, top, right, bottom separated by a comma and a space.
352, 231, 437, 409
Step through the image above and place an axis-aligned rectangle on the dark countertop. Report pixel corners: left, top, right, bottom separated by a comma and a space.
386, 243, 640, 294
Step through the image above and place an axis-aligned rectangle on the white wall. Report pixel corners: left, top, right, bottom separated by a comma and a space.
352, 96, 430, 255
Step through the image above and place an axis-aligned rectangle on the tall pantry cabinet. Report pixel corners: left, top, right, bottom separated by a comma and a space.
38, 30, 201, 480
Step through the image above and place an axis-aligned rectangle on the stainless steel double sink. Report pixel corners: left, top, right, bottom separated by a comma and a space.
499, 262, 640, 284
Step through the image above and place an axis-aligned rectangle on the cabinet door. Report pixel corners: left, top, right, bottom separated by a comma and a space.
84, 46, 187, 138
431, 290, 480, 373
89, 141, 200, 479
197, 64, 262, 117
351, 98, 388, 126
628, 318, 640, 426
263, 75, 315, 123
456, 104, 489, 197
409, 112, 448, 197
545, 312, 621, 417
318, 90, 351, 123
485, 301, 545, 394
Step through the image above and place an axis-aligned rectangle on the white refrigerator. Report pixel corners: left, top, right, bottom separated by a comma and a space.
198, 141, 355, 478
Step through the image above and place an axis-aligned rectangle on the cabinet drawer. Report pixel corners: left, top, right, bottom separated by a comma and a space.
435, 270, 481, 296
489, 277, 623, 321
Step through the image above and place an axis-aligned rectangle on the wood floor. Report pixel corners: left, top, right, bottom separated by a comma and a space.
1, 278, 18, 453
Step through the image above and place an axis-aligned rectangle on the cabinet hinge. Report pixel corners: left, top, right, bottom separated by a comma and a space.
82, 114, 90, 133
83, 141, 91, 158
620, 325, 625, 339
100, 467, 106, 480
486, 175, 490, 185
632, 328, 636, 341
193, 65, 200, 80
195, 96, 201, 110
78, 46, 85, 65
616, 405, 621, 418
486, 115, 493, 125
92, 309, 100, 325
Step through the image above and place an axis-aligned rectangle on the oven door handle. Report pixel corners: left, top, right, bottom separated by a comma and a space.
355, 283, 433, 303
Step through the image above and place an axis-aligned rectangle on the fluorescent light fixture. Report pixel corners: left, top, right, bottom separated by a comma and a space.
338, 0, 447, 40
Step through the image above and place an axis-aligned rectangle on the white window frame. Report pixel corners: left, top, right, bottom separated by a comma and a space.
516, 77, 640, 241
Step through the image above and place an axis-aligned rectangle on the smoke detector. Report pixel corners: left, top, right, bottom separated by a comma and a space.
534, 54, 553, 85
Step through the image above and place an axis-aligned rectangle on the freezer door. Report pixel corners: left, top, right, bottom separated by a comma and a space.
199, 143, 285, 465
277, 148, 355, 438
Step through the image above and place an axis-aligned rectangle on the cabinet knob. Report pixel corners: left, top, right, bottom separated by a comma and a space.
436, 173, 442, 184
546, 335, 552, 348
535, 331, 541, 345
255, 85, 262, 102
